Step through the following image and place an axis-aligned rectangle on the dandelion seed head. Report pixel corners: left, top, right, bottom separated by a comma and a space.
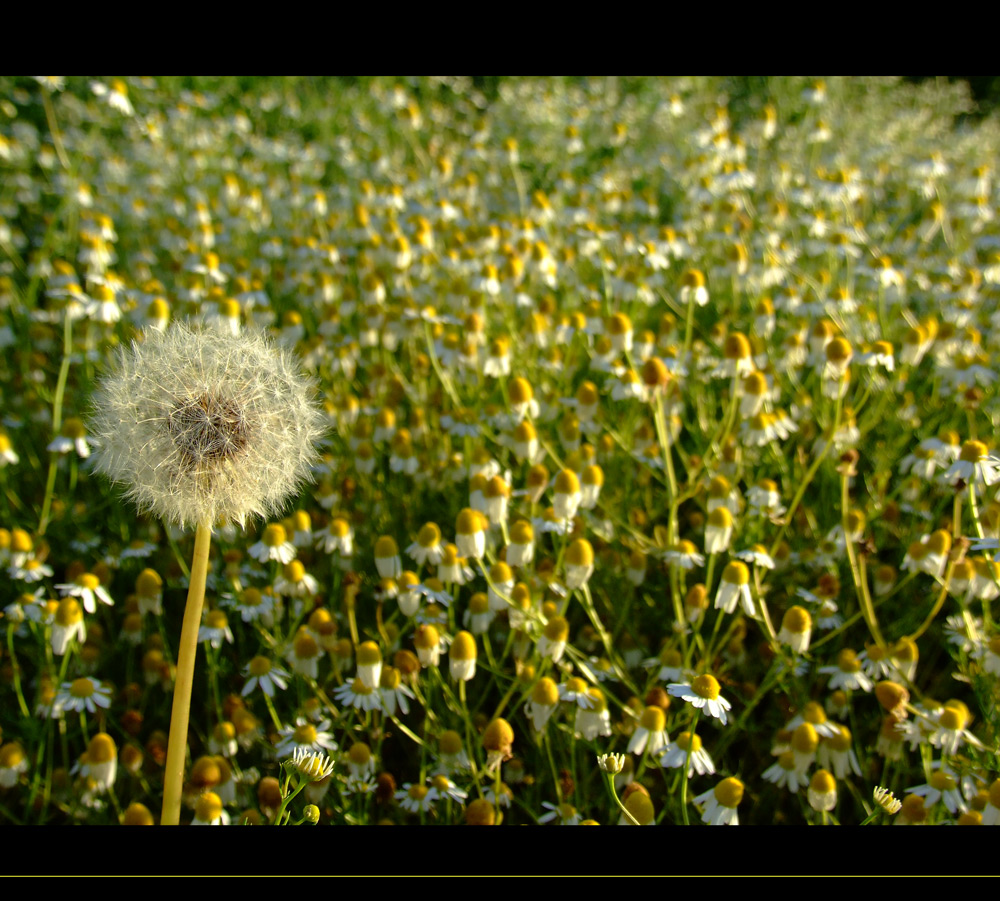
88, 323, 324, 529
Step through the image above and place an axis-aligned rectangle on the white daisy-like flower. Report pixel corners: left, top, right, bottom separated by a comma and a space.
225, 587, 276, 626
241, 656, 289, 698
426, 774, 468, 804
941, 440, 993, 488
248, 523, 297, 564
273, 717, 338, 758
733, 545, 775, 569
816, 725, 862, 779
658, 731, 715, 777
927, 703, 985, 756
9, 558, 54, 583
47, 419, 92, 459
662, 540, 705, 570
314, 517, 354, 557
574, 688, 612, 741
55, 573, 113, 615
413, 578, 453, 608
906, 762, 966, 814
714, 561, 754, 616
53, 676, 112, 715
762, 751, 809, 792
627, 706, 670, 756
291, 746, 335, 782
190, 792, 230, 826
693, 777, 744, 825
667, 674, 732, 725
817, 649, 874, 693
333, 677, 383, 712
198, 609, 234, 649
558, 676, 596, 709
484, 783, 514, 809
380, 672, 416, 717
538, 801, 582, 825
88, 323, 324, 530
273, 560, 319, 598
396, 781, 435, 813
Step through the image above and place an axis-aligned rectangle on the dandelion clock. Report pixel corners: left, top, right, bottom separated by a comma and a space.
89, 323, 324, 825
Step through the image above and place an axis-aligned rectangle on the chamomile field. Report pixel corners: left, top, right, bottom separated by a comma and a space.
1, 75, 999, 828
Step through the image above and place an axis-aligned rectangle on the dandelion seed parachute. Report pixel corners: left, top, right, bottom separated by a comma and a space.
88, 323, 324, 529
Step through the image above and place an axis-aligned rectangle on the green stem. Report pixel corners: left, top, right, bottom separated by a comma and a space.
679, 708, 701, 825
38, 312, 74, 536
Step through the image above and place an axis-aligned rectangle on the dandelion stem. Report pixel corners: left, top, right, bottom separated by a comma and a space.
161, 520, 212, 826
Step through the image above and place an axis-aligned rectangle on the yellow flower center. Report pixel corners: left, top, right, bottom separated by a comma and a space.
70, 677, 97, 699
292, 724, 318, 745
714, 777, 744, 808
691, 674, 720, 700
263, 524, 287, 547
248, 656, 272, 677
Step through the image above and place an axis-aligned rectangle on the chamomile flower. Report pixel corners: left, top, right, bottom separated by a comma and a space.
704, 507, 734, 554
667, 673, 732, 725
55, 572, 114, 615
436, 543, 474, 586
241, 656, 289, 698
274, 560, 319, 599
664, 540, 705, 570
714, 561, 754, 615
228, 586, 276, 626
539, 801, 583, 825
406, 522, 444, 566
818, 649, 874, 693
928, 702, 984, 755
762, 750, 809, 792
574, 688, 612, 740
54, 676, 112, 716
455, 508, 487, 560
778, 606, 812, 654
0, 742, 28, 788
315, 516, 354, 557
906, 762, 966, 814
274, 717, 338, 758
286, 627, 324, 679
334, 676, 383, 712
563, 538, 595, 590
380, 666, 416, 716
51, 597, 86, 656
807, 769, 838, 812
9, 558, 53, 583
816, 724, 861, 778
628, 706, 670, 756
693, 777, 744, 825
427, 774, 468, 805
291, 746, 335, 782
190, 792, 230, 826
198, 609, 234, 649
659, 731, 715, 777
47, 417, 91, 458
248, 523, 296, 564
396, 781, 435, 813
526, 677, 560, 732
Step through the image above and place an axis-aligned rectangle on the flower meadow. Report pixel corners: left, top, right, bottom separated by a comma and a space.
1, 75, 1000, 829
